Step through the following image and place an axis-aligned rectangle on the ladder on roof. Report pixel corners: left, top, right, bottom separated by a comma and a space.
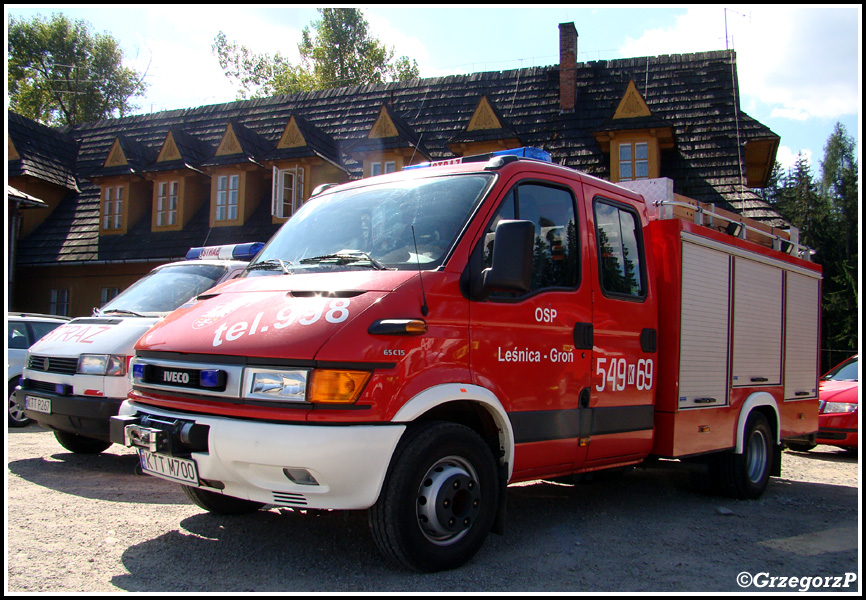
655, 196, 814, 261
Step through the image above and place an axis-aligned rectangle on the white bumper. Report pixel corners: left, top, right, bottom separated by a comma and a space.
122, 402, 405, 510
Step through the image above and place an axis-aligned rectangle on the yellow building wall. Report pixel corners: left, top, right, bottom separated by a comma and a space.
12, 262, 166, 317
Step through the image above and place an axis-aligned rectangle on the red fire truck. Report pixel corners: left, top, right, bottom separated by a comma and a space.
110, 148, 822, 572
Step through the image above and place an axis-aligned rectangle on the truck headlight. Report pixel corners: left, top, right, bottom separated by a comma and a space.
78, 354, 128, 376
822, 402, 858, 414
244, 368, 308, 402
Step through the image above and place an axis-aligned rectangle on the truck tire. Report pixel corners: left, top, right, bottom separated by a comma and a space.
181, 485, 265, 515
718, 412, 774, 499
369, 421, 498, 572
53, 430, 112, 454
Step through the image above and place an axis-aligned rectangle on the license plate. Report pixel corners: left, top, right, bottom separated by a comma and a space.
24, 395, 51, 414
137, 449, 199, 485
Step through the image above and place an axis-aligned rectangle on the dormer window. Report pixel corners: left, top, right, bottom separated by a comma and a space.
216, 174, 240, 221
619, 142, 649, 181
593, 80, 675, 184
155, 180, 179, 227
103, 185, 124, 230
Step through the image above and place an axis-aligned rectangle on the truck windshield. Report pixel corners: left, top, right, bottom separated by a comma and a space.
98, 263, 229, 316
246, 174, 493, 275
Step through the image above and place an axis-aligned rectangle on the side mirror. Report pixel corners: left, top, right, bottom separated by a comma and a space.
481, 220, 534, 295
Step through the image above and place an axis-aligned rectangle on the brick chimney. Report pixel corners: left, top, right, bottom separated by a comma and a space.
559, 22, 578, 112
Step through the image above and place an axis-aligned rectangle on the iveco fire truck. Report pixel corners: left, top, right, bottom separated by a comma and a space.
109, 148, 821, 572
14, 243, 262, 453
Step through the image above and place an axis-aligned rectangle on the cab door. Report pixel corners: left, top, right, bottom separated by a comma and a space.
468, 176, 593, 480
583, 186, 658, 463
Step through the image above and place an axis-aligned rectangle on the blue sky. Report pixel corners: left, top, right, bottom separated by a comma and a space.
6, 5, 861, 174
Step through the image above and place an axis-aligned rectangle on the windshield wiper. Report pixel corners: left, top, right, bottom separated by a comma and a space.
100, 308, 146, 317
247, 259, 294, 274
299, 252, 389, 270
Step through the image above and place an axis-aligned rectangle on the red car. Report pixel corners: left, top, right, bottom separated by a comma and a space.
789, 355, 859, 453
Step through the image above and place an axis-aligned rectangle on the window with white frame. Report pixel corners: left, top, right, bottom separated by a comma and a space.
103, 185, 124, 229
371, 161, 396, 177
50, 289, 70, 316
271, 166, 305, 219
156, 180, 179, 227
216, 174, 239, 221
618, 142, 649, 181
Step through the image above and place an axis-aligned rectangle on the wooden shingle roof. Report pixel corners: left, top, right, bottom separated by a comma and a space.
11, 49, 783, 266
8, 111, 79, 191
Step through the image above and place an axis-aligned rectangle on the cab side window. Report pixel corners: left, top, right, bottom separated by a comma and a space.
593, 198, 645, 299
8, 322, 30, 349
483, 183, 579, 297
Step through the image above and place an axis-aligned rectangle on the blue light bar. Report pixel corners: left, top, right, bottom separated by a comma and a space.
491, 147, 552, 162
186, 242, 264, 261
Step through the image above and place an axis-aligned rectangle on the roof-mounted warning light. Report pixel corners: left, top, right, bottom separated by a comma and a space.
186, 242, 265, 261
404, 147, 552, 171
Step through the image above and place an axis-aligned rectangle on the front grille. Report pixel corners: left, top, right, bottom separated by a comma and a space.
28, 355, 78, 375
27, 380, 61, 395
272, 491, 308, 506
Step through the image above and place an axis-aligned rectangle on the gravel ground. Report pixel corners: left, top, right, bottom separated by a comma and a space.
6, 423, 861, 593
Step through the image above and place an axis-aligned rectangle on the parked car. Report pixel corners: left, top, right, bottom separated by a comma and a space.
7, 313, 71, 427
788, 355, 858, 453
14, 243, 262, 453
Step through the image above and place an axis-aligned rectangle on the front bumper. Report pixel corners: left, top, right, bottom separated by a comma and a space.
14, 387, 123, 442
817, 413, 858, 448
111, 401, 406, 510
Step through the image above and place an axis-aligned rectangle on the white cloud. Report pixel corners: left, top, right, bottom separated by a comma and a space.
731, 6, 860, 121
619, 7, 728, 56
616, 6, 860, 122
366, 12, 429, 64
776, 145, 813, 172
123, 6, 310, 112
770, 107, 811, 122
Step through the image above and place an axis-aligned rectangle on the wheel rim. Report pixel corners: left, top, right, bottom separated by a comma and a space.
9, 397, 28, 423
416, 455, 482, 546
746, 428, 768, 483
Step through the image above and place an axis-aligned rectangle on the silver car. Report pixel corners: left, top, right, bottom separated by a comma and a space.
7, 313, 70, 426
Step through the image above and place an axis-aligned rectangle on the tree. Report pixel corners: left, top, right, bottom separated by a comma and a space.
769, 127, 859, 371
213, 8, 419, 99
819, 123, 859, 359
8, 13, 147, 127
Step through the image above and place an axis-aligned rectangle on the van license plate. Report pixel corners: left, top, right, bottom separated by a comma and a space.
24, 395, 51, 414
137, 449, 199, 485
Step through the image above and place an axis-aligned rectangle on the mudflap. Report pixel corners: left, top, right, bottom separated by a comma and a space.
772, 444, 782, 477
491, 462, 508, 535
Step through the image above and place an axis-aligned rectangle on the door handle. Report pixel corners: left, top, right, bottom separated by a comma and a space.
573, 322, 593, 350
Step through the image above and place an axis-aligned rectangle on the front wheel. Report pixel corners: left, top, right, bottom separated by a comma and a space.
718, 412, 774, 499
54, 430, 112, 454
369, 421, 499, 572
8, 385, 31, 427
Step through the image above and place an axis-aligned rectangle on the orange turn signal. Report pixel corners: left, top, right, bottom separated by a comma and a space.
308, 370, 371, 404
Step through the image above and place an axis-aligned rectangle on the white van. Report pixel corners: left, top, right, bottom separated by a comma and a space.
13, 243, 261, 453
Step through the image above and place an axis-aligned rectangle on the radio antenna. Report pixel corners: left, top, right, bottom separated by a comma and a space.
411, 225, 429, 316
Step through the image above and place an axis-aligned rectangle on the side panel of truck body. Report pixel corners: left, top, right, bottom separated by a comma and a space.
649, 218, 821, 457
